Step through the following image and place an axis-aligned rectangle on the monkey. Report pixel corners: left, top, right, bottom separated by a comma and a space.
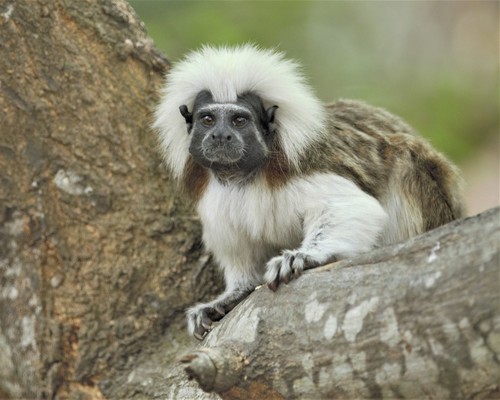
153, 44, 465, 340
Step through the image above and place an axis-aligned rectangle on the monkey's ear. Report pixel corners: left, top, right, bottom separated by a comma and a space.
266, 105, 278, 123
265, 105, 279, 135
179, 105, 193, 133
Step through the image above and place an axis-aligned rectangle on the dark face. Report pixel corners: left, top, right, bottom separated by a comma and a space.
180, 91, 278, 180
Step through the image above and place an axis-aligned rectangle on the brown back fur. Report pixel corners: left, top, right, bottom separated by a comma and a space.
263, 99, 465, 243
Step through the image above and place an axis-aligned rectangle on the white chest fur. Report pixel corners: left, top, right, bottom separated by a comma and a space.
197, 176, 302, 271
197, 172, 388, 278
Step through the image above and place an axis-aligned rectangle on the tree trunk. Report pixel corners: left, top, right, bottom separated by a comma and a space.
0, 1, 498, 399
0, 1, 222, 398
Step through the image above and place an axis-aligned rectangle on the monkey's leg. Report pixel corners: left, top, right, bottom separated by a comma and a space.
187, 286, 254, 340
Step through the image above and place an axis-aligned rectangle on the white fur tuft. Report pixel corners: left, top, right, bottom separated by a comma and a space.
153, 44, 327, 179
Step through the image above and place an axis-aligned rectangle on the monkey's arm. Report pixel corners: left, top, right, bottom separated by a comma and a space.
265, 175, 388, 290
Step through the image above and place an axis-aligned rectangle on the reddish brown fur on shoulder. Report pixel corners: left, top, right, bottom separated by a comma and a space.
182, 156, 209, 200
262, 139, 294, 188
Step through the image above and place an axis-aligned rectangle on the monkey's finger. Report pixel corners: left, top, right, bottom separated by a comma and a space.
200, 314, 213, 330
280, 266, 291, 284
201, 321, 212, 330
291, 253, 306, 278
193, 330, 205, 341
267, 278, 279, 292
264, 256, 282, 291
279, 252, 296, 284
214, 305, 225, 316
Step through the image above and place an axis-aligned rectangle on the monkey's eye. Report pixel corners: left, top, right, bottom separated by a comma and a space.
200, 115, 215, 127
232, 116, 248, 128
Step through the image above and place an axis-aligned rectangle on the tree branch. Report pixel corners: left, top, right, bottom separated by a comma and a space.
176, 208, 500, 399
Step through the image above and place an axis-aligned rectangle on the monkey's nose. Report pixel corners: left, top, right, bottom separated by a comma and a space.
211, 131, 232, 142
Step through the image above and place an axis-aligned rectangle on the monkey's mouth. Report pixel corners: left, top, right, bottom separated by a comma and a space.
202, 144, 244, 165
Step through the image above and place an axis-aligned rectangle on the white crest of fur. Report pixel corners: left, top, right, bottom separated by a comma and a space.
153, 44, 327, 179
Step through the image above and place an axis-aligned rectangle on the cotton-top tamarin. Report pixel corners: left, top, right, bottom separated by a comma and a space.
153, 45, 465, 340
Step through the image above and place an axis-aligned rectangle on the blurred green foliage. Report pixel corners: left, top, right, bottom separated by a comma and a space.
129, 0, 499, 163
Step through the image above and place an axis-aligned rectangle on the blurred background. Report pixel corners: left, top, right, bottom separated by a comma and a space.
129, 0, 499, 216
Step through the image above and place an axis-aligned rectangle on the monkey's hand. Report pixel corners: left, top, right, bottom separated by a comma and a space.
264, 250, 327, 291
187, 303, 226, 341
187, 287, 254, 340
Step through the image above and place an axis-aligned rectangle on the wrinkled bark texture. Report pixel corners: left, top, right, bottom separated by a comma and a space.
0, 0, 222, 398
0, 1, 498, 399
175, 207, 500, 400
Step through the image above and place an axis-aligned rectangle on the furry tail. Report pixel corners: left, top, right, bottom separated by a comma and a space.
381, 137, 465, 245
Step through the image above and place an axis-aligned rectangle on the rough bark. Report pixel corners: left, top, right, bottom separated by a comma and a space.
1, 1, 499, 399
174, 207, 500, 400
0, 1, 222, 398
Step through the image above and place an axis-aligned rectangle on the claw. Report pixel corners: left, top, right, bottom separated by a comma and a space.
215, 305, 225, 316
200, 312, 213, 330
267, 278, 279, 292
201, 320, 212, 330
281, 268, 290, 284
283, 254, 294, 284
